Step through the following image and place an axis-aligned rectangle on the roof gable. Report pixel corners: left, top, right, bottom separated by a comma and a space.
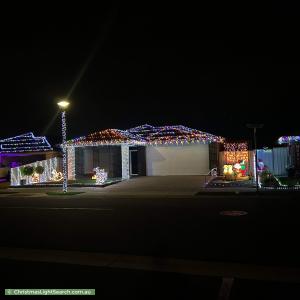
68, 124, 224, 146
128, 124, 224, 144
0, 132, 52, 153
68, 129, 145, 146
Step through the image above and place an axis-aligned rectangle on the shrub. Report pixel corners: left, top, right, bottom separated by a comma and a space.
20, 166, 34, 177
35, 166, 44, 175
260, 170, 279, 187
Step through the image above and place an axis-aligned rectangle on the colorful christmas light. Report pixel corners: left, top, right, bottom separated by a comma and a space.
278, 136, 300, 144
68, 129, 146, 146
128, 124, 224, 144
224, 142, 248, 152
67, 124, 224, 147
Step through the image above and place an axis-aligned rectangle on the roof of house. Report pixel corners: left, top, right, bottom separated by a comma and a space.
68, 124, 224, 146
68, 129, 145, 146
128, 124, 224, 144
0, 132, 53, 153
278, 136, 300, 144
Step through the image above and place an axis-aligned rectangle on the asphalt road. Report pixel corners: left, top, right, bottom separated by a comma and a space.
1, 193, 300, 298
0, 193, 300, 267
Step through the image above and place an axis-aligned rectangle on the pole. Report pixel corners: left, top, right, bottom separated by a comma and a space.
61, 110, 68, 193
246, 123, 263, 192
253, 128, 259, 192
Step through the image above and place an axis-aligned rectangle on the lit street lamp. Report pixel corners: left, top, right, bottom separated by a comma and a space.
246, 123, 264, 192
57, 100, 70, 193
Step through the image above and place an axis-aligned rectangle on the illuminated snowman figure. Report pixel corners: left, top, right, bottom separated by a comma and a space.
93, 167, 108, 185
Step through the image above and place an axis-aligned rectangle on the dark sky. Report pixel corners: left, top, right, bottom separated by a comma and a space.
0, 2, 299, 147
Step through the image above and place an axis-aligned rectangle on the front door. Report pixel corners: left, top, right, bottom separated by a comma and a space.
130, 150, 138, 176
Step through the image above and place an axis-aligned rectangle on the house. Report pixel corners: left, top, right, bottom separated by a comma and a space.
0, 132, 57, 170
66, 124, 224, 180
277, 135, 300, 176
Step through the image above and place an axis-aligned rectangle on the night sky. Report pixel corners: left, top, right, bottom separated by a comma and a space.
1, 2, 299, 147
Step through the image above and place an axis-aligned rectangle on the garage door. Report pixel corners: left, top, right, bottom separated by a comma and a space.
146, 144, 209, 175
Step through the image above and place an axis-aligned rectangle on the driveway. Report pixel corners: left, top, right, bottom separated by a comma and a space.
101, 176, 206, 196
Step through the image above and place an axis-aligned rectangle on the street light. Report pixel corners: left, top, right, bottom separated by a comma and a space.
246, 123, 264, 192
57, 99, 70, 193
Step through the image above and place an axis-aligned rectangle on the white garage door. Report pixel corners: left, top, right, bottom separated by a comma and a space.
146, 144, 209, 175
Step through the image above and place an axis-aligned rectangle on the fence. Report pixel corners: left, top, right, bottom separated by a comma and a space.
10, 157, 62, 186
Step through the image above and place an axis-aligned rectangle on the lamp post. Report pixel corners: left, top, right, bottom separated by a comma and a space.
246, 123, 264, 192
57, 100, 70, 193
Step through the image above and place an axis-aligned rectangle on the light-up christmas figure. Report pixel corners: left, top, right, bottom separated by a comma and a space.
57, 100, 70, 193
93, 167, 108, 185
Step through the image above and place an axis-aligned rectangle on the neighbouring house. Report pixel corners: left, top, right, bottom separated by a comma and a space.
277, 135, 300, 176
66, 124, 224, 180
0, 132, 59, 181
256, 147, 289, 176
253, 135, 300, 177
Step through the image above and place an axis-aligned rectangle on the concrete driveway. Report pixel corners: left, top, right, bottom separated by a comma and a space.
100, 176, 206, 196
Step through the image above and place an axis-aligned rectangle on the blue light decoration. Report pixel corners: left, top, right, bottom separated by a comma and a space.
67, 125, 224, 146
0, 132, 52, 153
127, 124, 224, 145
278, 136, 300, 144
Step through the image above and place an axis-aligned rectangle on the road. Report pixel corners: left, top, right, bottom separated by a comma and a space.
1, 193, 300, 299
0, 193, 299, 266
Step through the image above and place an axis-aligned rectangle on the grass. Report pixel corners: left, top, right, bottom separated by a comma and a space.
46, 192, 85, 196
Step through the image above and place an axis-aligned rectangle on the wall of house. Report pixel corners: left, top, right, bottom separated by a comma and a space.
146, 144, 209, 176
